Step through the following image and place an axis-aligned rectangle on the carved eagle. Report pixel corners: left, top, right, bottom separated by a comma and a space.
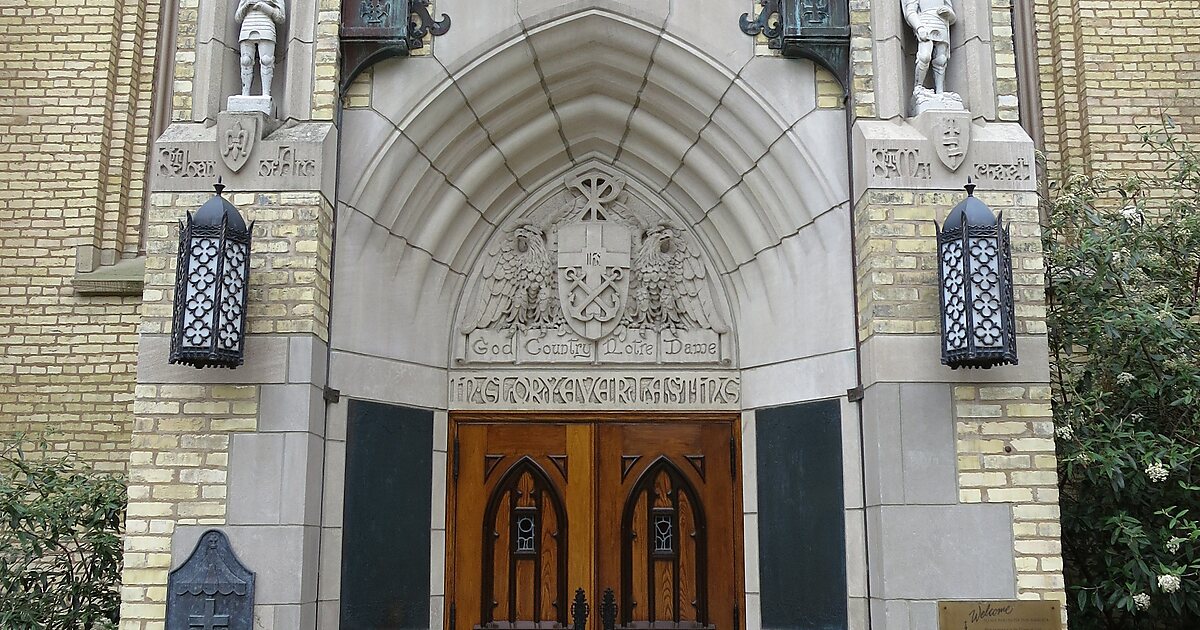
461, 223, 558, 333
625, 224, 728, 333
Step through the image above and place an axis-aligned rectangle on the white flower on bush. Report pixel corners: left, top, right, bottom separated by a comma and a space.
1129, 412, 1145, 423
1146, 462, 1170, 483
1116, 372, 1135, 386
1158, 574, 1182, 594
1133, 592, 1151, 610
1121, 205, 1142, 222
1167, 537, 1185, 554
1055, 425, 1074, 440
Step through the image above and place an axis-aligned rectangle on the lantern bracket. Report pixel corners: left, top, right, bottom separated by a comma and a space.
739, 0, 851, 88
340, 0, 451, 90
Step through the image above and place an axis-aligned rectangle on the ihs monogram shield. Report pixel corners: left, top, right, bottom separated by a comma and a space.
557, 219, 631, 341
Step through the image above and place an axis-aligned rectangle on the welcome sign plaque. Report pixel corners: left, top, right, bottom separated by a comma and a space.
939, 601, 1061, 630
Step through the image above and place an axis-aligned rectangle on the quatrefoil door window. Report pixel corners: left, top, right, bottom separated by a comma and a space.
450, 419, 742, 630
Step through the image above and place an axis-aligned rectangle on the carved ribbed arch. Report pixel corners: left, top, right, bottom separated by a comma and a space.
332, 6, 853, 373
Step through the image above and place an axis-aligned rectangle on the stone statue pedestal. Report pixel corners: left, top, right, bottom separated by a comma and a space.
227, 95, 275, 116
912, 86, 964, 116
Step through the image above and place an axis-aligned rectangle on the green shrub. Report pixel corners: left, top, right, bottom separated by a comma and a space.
0, 435, 126, 629
1047, 130, 1200, 628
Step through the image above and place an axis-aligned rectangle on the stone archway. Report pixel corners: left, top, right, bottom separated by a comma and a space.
329, 8, 856, 412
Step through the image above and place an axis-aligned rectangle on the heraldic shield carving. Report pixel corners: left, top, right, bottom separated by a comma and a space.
217, 114, 258, 173
557, 173, 632, 341
931, 110, 971, 172
457, 168, 731, 366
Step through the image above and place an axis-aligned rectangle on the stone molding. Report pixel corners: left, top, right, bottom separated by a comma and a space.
860, 334, 1050, 387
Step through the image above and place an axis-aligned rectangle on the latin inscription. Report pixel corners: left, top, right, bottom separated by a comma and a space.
449, 372, 740, 409
872, 148, 932, 180
973, 157, 1032, 182
258, 146, 317, 178
158, 147, 215, 178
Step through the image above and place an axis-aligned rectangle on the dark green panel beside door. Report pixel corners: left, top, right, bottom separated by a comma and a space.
341, 400, 434, 630
756, 400, 848, 630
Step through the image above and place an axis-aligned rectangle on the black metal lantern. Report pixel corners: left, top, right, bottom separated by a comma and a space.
169, 180, 252, 368
936, 181, 1017, 369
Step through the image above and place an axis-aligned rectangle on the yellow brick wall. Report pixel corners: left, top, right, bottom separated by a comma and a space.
1036, 0, 1200, 181
0, 0, 160, 469
120, 383, 258, 628
854, 189, 1048, 341
992, 0, 1020, 122
956, 385, 1067, 615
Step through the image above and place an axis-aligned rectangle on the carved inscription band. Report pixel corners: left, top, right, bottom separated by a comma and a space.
449, 372, 740, 410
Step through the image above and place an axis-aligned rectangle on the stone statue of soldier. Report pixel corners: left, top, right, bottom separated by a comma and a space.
904, 0, 963, 113
235, 0, 286, 98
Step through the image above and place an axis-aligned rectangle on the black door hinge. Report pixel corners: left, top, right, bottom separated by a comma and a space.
847, 386, 864, 402
448, 602, 456, 630
729, 436, 737, 478
453, 436, 460, 480
322, 386, 341, 404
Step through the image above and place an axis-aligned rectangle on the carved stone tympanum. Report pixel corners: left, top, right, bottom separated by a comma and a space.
166, 530, 255, 630
458, 170, 730, 366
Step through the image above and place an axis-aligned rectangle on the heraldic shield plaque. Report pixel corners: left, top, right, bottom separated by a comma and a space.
166, 530, 256, 630
557, 219, 631, 341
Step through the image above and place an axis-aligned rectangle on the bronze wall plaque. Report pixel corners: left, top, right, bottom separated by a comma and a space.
939, 601, 1061, 630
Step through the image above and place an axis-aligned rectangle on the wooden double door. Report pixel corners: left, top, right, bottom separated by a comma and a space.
448, 415, 743, 630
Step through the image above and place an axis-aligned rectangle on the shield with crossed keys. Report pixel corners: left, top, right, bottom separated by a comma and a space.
557, 219, 631, 341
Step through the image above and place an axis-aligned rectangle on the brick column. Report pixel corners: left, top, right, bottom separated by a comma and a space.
118, 0, 341, 617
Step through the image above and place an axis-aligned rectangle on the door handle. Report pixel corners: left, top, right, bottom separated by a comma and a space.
571, 587, 617, 630
571, 588, 589, 630
599, 588, 618, 630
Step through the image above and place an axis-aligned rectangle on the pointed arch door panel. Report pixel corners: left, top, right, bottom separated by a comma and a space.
450, 419, 740, 630
597, 424, 737, 630
453, 423, 593, 630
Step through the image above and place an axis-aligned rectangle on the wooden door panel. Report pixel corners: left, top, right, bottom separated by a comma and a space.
451, 418, 740, 630
596, 423, 737, 630
453, 423, 594, 630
